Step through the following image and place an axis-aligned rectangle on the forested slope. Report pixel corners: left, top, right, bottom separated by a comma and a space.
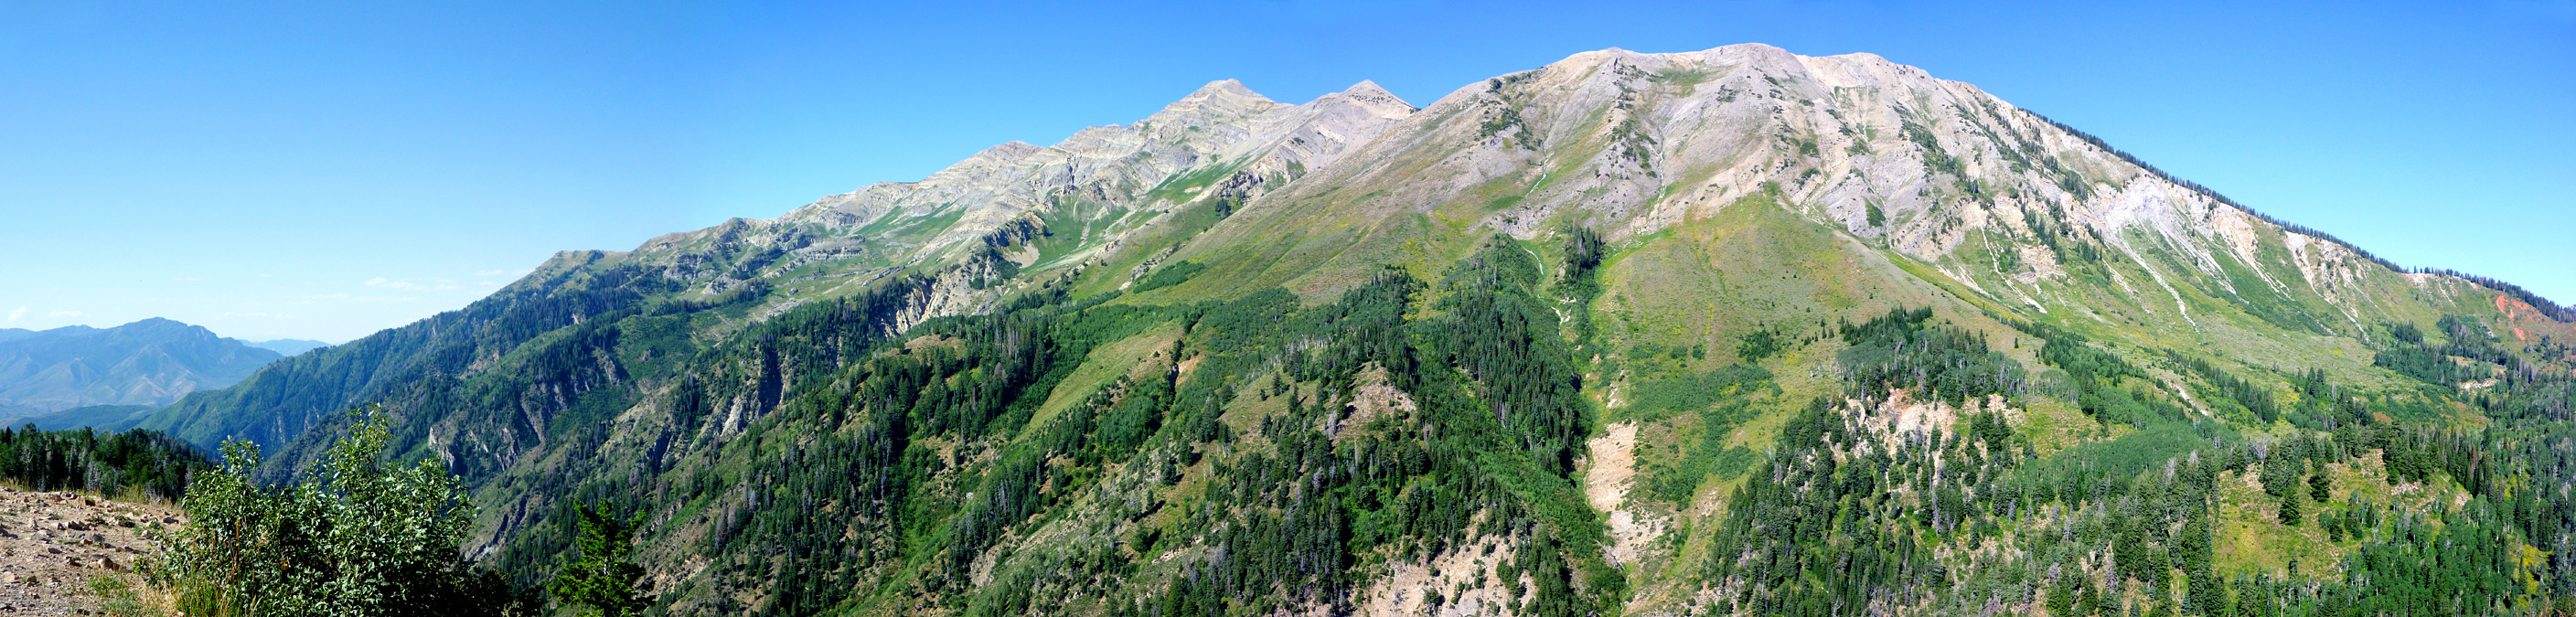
136, 44, 2576, 616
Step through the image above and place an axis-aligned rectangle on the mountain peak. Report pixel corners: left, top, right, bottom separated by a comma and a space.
1139, 79, 1286, 129
1330, 80, 1413, 111
1190, 78, 1260, 99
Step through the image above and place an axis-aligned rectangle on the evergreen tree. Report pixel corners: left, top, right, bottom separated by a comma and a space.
2260, 453, 2301, 498
2279, 489, 2304, 527
549, 500, 655, 617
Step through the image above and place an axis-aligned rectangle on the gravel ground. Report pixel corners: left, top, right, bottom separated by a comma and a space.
0, 487, 180, 615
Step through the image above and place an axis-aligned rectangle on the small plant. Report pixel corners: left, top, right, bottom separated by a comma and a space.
90, 574, 154, 617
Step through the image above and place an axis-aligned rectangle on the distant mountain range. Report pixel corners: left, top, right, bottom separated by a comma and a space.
0, 318, 288, 425
241, 338, 332, 356
15, 404, 156, 431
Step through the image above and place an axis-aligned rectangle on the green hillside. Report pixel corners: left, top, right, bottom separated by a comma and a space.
136, 45, 2576, 616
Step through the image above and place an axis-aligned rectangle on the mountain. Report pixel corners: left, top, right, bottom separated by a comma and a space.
0, 318, 282, 422
243, 338, 333, 356
144, 44, 2576, 616
18, 404, 156, 431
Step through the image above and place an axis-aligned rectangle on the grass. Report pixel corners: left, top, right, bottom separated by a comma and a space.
91, 574, 163, 617
2214, 466, 2346, 580
1022, 324, 1182, 433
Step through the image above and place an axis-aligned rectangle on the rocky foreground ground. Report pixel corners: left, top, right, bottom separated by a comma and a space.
0, 487, 178, 615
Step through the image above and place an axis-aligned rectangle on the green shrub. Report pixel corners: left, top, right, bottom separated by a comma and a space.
1131, 261, 1204, 293
150, 407, 542, 617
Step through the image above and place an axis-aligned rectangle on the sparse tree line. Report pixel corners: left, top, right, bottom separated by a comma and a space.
0, 424, 204, 501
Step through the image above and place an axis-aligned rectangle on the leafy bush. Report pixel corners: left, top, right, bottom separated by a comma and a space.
1737, 328, 1784, 364
1629, 365, 1774, 419
1131, 261, 1204, 293
151, 408, 540, 617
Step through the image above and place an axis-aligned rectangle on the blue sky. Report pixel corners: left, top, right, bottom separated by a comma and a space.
0, 0, 2568, 343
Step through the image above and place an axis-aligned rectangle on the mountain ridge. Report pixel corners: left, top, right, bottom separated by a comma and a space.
126, 43, 2576, 616
0, 317, 282, 420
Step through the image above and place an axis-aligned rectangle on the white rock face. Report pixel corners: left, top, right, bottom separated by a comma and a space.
602, 42, 2491, 339
761, 79, 1416, 261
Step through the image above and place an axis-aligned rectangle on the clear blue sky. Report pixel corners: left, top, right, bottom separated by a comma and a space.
1, 0, 2568, 343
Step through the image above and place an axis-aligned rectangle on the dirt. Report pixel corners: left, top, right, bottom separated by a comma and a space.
1582, 421, 1662, 567
0, 487, 181, 615
1353, 534, 1522, 617
1334, 365, 1419, 442
1582, 422, 1637, 514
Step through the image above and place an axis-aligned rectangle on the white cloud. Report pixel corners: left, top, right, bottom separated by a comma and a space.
49, 311, 84, 318
364, 277, 434, 291
358, 276, 486, 293
5, 307, 23, 323
297, 293, 424, 304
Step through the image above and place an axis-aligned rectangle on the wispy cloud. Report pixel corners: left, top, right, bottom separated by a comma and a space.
5, 307, 23, 323
297, 293, 424, 304
363, 277, 423, 291
365, 277, 468, 292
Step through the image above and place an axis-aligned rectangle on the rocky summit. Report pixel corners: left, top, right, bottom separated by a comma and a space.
131, 44, 2576, 615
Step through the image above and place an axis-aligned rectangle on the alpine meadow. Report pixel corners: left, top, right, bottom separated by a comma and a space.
76, 44, 2576, 616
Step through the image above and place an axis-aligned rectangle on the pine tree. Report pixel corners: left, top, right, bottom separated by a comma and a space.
550, 500, 655, 617
2307, 470, 2331, 504
2280, 490, 2304, 527
2260, 453, 2301, 498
